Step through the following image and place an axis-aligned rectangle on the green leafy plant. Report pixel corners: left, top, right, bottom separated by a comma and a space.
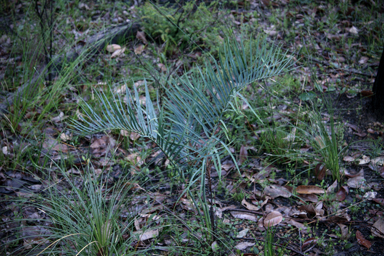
72, 38, 294, 242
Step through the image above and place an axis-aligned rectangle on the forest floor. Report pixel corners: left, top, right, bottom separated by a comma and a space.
1, 0, 384, 255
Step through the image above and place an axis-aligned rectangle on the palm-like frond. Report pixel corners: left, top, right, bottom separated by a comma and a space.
72, 38, 295, 175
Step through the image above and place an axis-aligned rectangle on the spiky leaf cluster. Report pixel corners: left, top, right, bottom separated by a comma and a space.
73, 39, 294, 177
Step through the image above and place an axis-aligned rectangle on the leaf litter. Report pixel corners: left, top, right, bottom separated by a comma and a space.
1, 0, 384, 255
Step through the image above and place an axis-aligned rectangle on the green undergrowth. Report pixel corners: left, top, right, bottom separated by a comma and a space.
2, 0, 384, 255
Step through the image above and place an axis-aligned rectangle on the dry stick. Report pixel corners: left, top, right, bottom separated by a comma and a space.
0, 22, 140, 115
206, 160, 215, 236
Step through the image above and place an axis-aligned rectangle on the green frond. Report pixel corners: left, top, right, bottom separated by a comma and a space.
72, 38, 295, 174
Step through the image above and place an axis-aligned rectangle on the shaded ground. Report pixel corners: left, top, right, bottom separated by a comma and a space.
1, 0, 384, 255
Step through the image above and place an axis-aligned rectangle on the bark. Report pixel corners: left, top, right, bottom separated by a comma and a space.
0, 22, 140, 114
372, 46, 384, 116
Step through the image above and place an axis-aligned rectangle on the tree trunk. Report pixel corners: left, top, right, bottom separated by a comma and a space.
372, 46, 384, 115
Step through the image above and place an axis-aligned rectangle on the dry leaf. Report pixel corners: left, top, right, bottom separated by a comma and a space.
239, 145, 247, 165
264, 27, 277, 36
134, 44, 145, 55
356, 230, 372, 249
335, 186, 348, 201
298, 194, 318, 203
360, 90, 374, 97
106, 44, 121, 52
114, 85, 127, 94
358, 56, 369, 64
296, 185, 324, 194
349, 26, 358, 35
241, 199, 261, 211
301, 237, 317, 250
358, 155, 370, 165
261, 0, 271, 7
347, 176, 367, 189
372, 198, 384, 206
235, 242, 255, 250
51, 112, 65, 122
187, 51, 202, 59
130, 132, 140, 141
371, 156, 384, 165
120, 130, 129, 136
125, 153, 144, 166
136, 31, 148, 44
284, 127, 296, 142
315, 163, 327, 180
363, 191, 377, 199
327, 180, 338, 194
90, 135, 116, 157
338, 223, 350, 240
264, 185, 292, 198
60, 133, 72, 142
236, 228, 249, 238
315, 201, 324, 216
288, 219, 309, 234
343, 156, 355, 162
230, 211, 258, 221
157, 63, 167, 73
264, 211, 283, 227
133, 228, 161, 241
344, 168, 364, 178
371, 218, 384, 239
111, 47, 126, 58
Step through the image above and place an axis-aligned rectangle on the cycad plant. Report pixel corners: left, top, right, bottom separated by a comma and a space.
73, 38, 294, 239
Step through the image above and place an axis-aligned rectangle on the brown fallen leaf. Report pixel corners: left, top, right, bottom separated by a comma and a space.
241, 199, 261, 211
315, 163, 326, 180
347, 176, 367, 189
298, 194, 318, 203
106, 44, 121, 52
134, 44, 145, 55
133, 228, 161, 241
338, 223, 350, 240
335, 186, 348, 202
344, 168, 364, 178
301, 237, 317, 250
296, 185, 324, 194
360, 90, 373, 97
288, 219, 309, 234
343, 156, 355, 162
130, 131, 140, 141
111, 47, 126, 58
358, 155, 370, 165
136, 31, 148, 45
371, 218, 384, 239
230, 211, 258, 222
157, 63, 167, 73
298, 204, 316, 215
372, 198, 384, 206
235, 242, 255, 250
356, 230, 372, 249
239, 145, 247, 165
264, 211, 283, 227
263, 185, 292, 199
261, 0, 271, 7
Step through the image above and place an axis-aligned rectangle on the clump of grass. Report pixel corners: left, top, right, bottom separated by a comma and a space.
263, 226, 286, 256
8, 165, 140, 255
299, 103, 347, 184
